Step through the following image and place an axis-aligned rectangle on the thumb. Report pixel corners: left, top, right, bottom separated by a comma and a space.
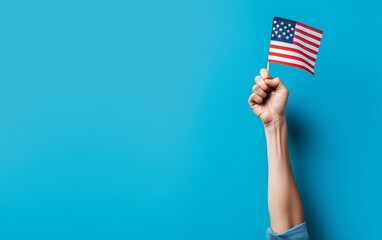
264, 77, 286, 90
260, 68, 272, 79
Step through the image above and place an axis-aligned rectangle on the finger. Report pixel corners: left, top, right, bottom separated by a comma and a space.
251, 93, 264, 104
251, 84, 259, 93
264, 77, 285, 90
248, 93, 259, 107
248, 93, 256, 106
255, 76, 272, 92
252, 84, 267, 98
260, 68, 272, 79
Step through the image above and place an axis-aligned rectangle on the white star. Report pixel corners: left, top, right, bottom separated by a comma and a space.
279, 28, 282, 31
276, 24, 280, 28
281, 22, 284, 25
278, 34, 281, 38
272, 34, 274, 37
287, 30, 290, 33
286, 36, 289, 39
288, 23, 291, 27
290, 33, 293, 37
283, 32, 286, 35
274, 20, 277, 24
291, 27, 294, 30
284, 26, 287, 29
275, 31, 278, 34
273, 27, 275, 30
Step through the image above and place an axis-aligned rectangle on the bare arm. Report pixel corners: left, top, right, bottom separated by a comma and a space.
248, 69, 304, 233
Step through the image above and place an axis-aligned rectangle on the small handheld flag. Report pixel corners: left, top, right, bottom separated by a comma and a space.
267, 17, 323, 75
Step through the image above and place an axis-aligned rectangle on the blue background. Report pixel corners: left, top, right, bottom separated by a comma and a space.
0, 0, 381, 239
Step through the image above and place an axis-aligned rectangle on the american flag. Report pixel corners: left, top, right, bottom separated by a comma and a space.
268, 17, 323, 75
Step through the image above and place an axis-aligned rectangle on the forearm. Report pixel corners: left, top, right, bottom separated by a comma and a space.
265, 119, 304, 233
265, 119, 290, 167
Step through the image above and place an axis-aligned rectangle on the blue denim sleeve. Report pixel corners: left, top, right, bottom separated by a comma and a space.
266, 222, 309, 240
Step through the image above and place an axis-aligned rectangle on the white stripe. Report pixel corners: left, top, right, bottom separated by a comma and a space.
294, 31, 321, 45
295, 24, 323, 38
268, 55, 314, 73
270, 40, 317, 58
293, 38, 319, 52
269, 48, 316, 66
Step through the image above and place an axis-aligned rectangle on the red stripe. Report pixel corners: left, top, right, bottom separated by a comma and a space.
295, 28, 322, 41
296, 22, 323, 34
292, 41, 318, 55
269, 44, 316, 62
268, 52, 314, 69
294, 35, 320, 48
268, 59, 314, 75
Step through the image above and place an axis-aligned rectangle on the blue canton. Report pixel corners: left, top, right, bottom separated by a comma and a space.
271, 17, 296, 44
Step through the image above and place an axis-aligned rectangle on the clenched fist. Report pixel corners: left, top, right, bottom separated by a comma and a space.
248, 69, 289, 126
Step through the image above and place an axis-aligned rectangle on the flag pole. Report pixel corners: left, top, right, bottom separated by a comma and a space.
267, 61, 270, 72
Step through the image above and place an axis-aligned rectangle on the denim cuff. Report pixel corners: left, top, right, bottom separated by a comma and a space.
266, 222, 309, 240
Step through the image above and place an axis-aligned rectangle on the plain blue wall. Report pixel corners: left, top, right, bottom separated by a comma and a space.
0, 0, 381, 239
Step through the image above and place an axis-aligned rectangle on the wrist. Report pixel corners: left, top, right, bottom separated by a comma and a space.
264, 117, 287, 132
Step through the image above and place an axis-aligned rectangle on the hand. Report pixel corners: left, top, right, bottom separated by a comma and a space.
248, 68, 289, 126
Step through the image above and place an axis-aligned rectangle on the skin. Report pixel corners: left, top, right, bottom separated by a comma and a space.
248, 68, 304, 233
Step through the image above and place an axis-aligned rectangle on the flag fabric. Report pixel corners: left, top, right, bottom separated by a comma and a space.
268, 17, 323, 75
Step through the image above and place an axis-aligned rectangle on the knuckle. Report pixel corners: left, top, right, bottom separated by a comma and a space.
248, 94, 254, 103
261, 82, 270, 90
255, 87, 263, 95
255, 76, 261, 83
